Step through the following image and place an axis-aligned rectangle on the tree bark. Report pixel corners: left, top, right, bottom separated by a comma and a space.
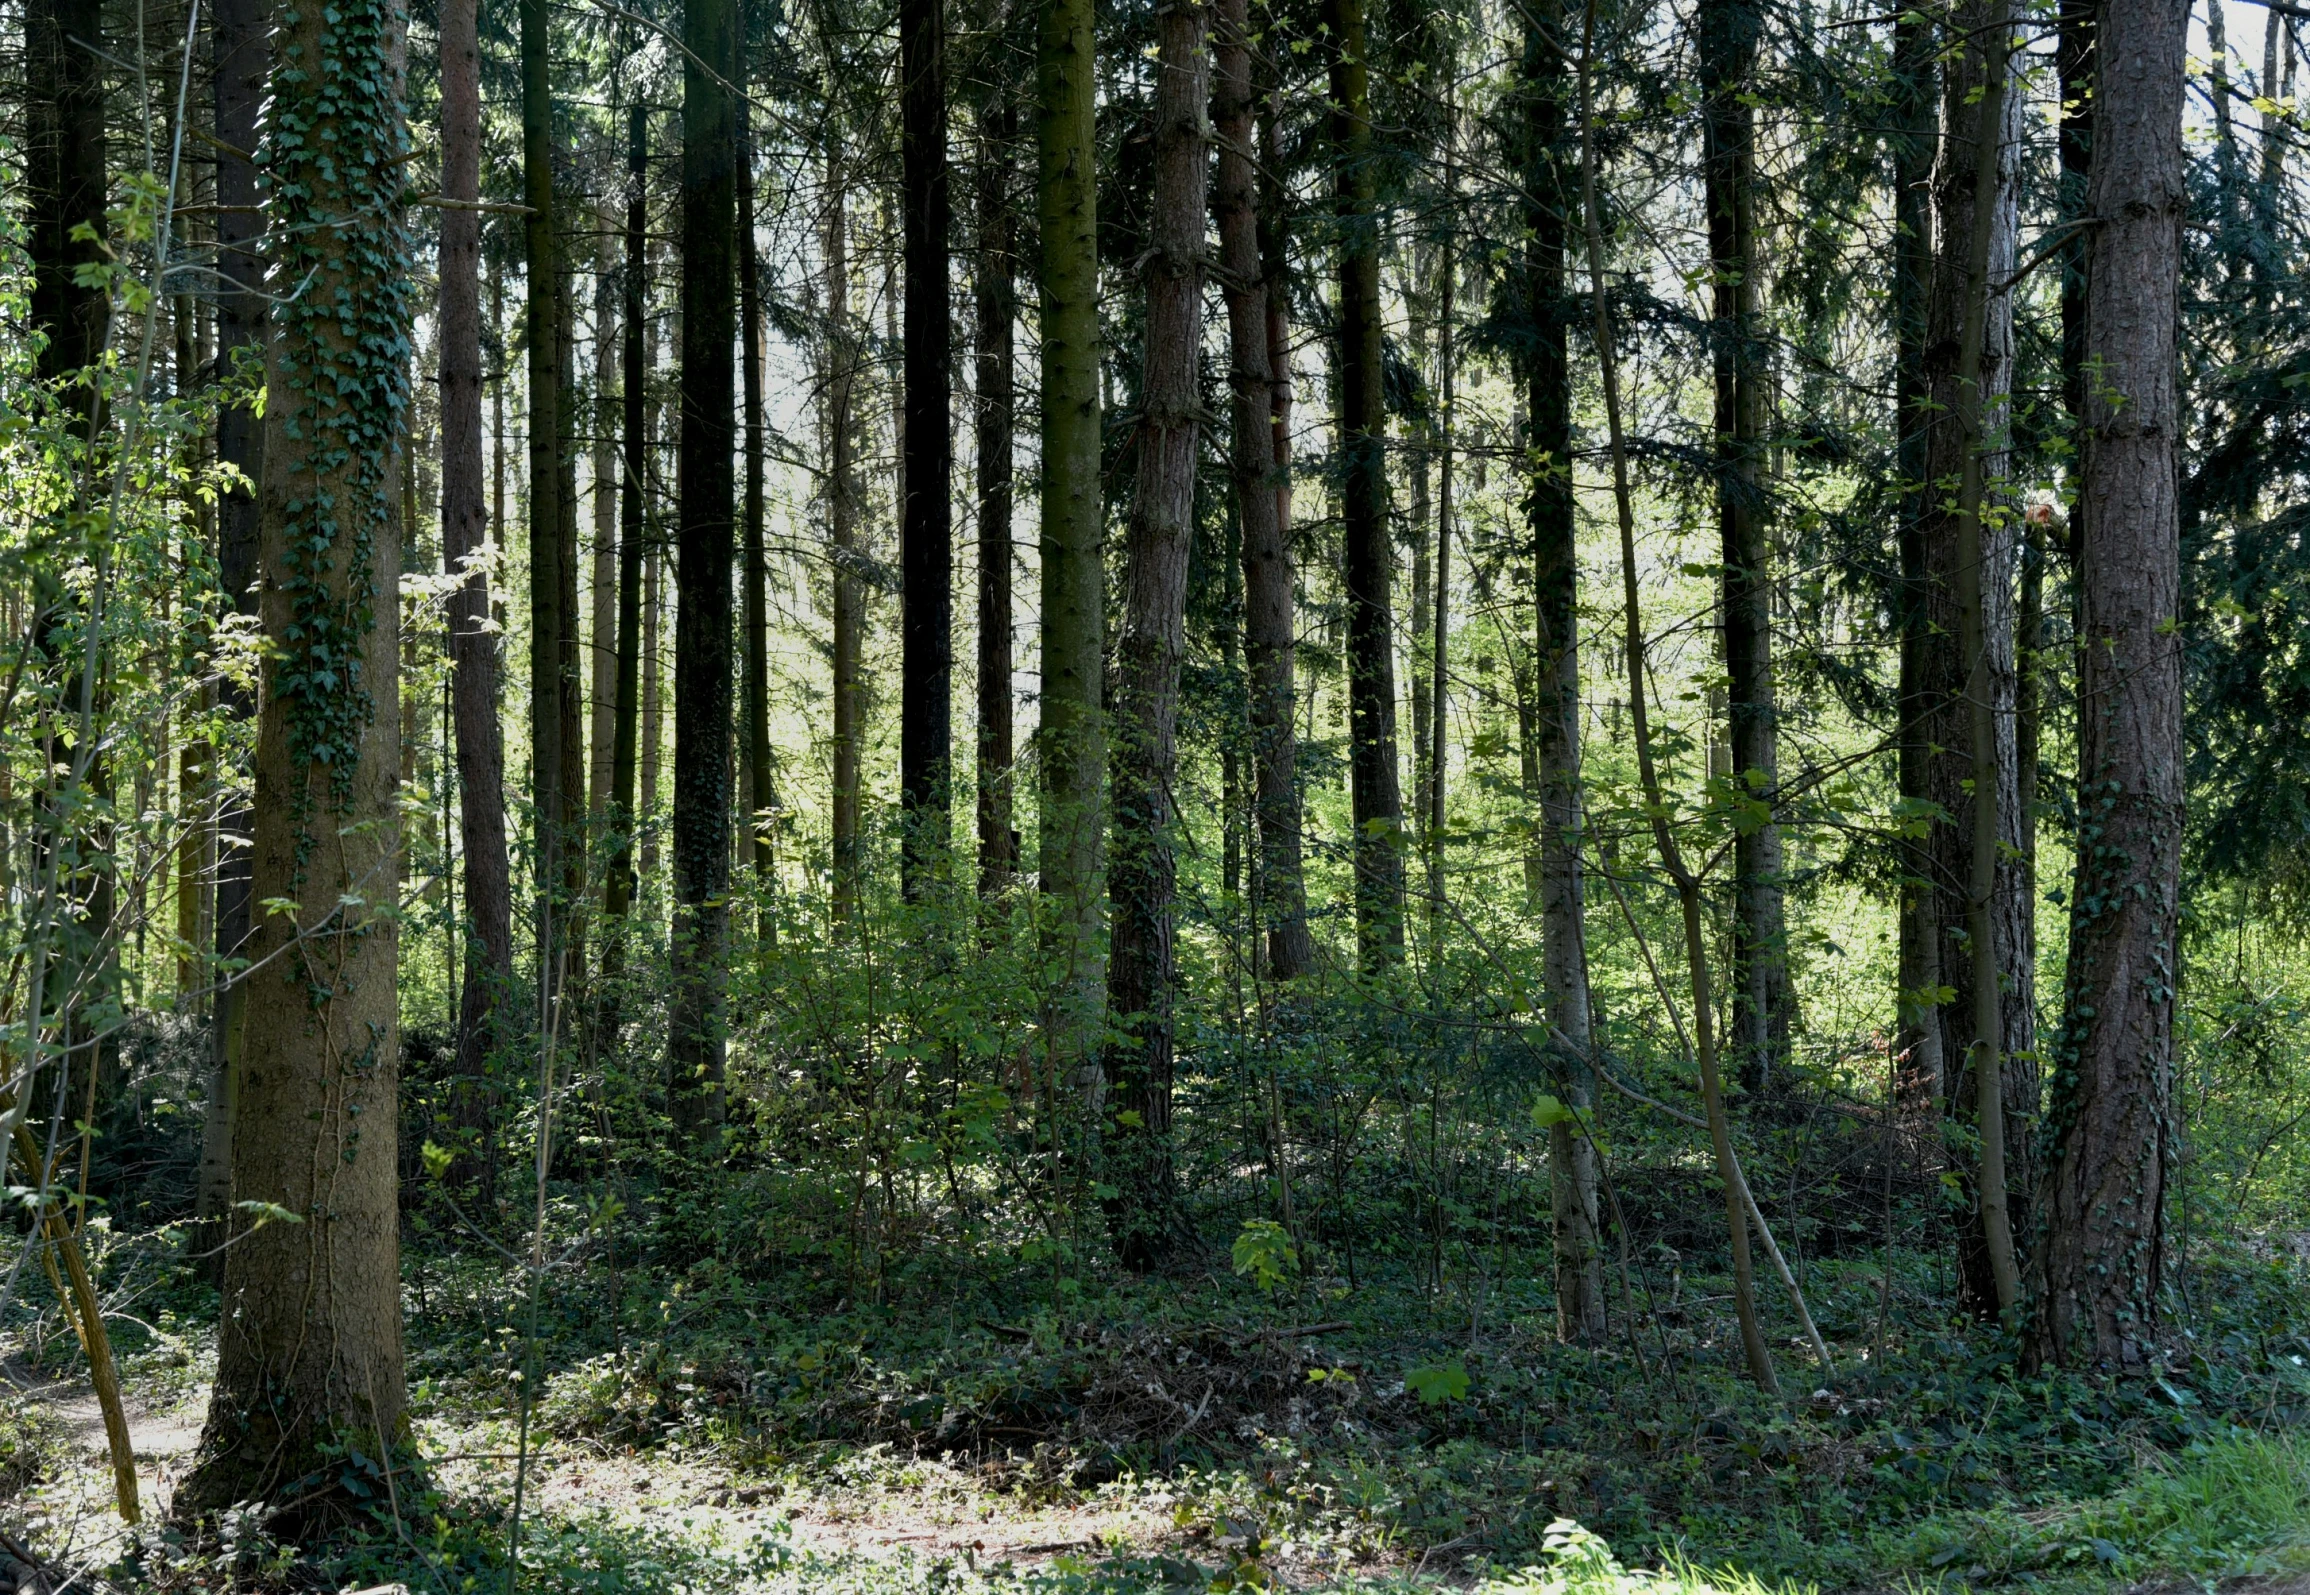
1105, 0, 1207, 1268
26, 0, 108, 389
976, 104, 1018, 900
439, 0, 513, 1193
672, 0, 739, 1135
1919, 0, 2035, 1316
2029, 0, 2184, 1371
603, 99, 647, 953
521, 0, 569, 1021
1523, 0, 1605, 1344
591, 253, 621, 844
825, 141, 864, 929
200, 0, 265, 1255
1328, 0, 1405, 968
740, 115, 777, 946
1037, 0, 1105, 1079
901, 0, 955, 897
182, 0, 411, 1505
1699, 0, 1793, 1096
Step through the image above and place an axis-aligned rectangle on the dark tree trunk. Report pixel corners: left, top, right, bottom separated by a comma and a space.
439, 0, 513, 1194
976, 105, 1018, 900
1523, 0, 1605, 1344
825, 143, 864, 929
1700, 0, 1794, 1096
740, 116, 776, 947
26, 0, 107, 389
2029, 0, 2184, 1371
602, 99, 646, 982
182, 0, 411, 1508
901, 0, 954, 897
521, 0, 568, 1015
200, 0, 264, 1249
1104, 0, 1207, 1269
1328, 0, 1405, 968
671, 0, 739, 1136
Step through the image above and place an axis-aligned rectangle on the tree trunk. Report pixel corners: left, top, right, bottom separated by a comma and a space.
2029, 0, 2184, 1371
640, 271, 665, 882
1919, 0, 2035, 1316
740, 115, 776, 947
200, 0, 264, 1254
439, 0, 514, 1194
1105, 0, 1206, 1268
1218, 3, 1306, 985
182, 0, 411, 1506
1328, 0, 1405, 968
1699, 0, 1793, 1096
591, 253, 620, 842
825, 142, 864, 929
976, 104, 1019, 900
1037, 0, 1105, 1079
901, 0, 954, 898
671, 0, 739, 1136
1524, 0, 1605, 1344
555, 217, 588, 983
521, 0, 568, 1021
604, 99, 648, 942
26, 0, 107, 388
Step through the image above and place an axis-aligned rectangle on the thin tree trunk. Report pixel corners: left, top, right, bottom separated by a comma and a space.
183, 0, 411, 1504
1105, 0, 1206, 1268
1218, 1, 1308, 984
1037, 0, 1106, 1080
901, 0, 954, 898
1578, 0, 1776, 1391
826, 141, 864, 929
1428, 146, 1453, 931
640, 264, 665, 882
740, 115, 777, 947
672, 0, 740, 1135
440, 0, 513, 1194
1700, 0, 1793, 1095
200, 0, 263, 1256
522, 0, 568, 1021
591, 250, 620, 841
976, 104, 1018, 900
2029, 0, 2184, 1371
1525, 0, 1606, 1344
555, 215, 588, 985
603, 98, 648, 944
1329, 0, 1405, 967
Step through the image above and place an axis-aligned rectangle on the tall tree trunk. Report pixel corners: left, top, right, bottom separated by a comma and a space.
26, 0, 107, 388
1427, 150, 1453, 932
182, 0, 411, 1505
2029, 0, 2184, 1371
1328, 0, 1405, 968
1890, 10, 1943, 1135
1218, 2, 1307, 984
672, 0, 739, 1136
439, 0, 514, 1193
604, 99, 648, 944
522, 0, 568, 1017
591, 251, 620, 842
1920, 0, 2034, 1316
901, 0, 954, 897
825, 142, 864, 928
1037, 0, 1105, 1077
1699, 0, 1793, 1095
976, 103, 1018, 900
1524, 0, 1605, 1344
555, 216, 588, 982
740, 115, 777, 946
200, 0, 265, 1251
1105, 0, 1206, 1268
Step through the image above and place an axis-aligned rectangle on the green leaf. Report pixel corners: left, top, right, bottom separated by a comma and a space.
420, 1140, 451, 1181
234, 1199, 306, 1229
1405, 1361, 1470, 1406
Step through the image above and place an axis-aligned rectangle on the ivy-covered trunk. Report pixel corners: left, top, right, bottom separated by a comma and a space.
181, 0, 412, 1511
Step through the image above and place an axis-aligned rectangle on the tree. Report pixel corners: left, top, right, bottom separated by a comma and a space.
1037, 0, 1104, 1075
901, 0, 954, 896
438, 0, 514, 1190
672, 0, 740, 1135
740, 110, 776, 945
2030, 0, 2186, 1370
975, 97, 1018, 899
1105, 0, 1208, 1266
1216, 0, 1308, 982
1329, 0, 1406, 967
182, 0, 412, 1508
521, 0, 569, 1013
603, 98, 648, 956
824, 132, 864, 929
1521, 0, 1604, 1344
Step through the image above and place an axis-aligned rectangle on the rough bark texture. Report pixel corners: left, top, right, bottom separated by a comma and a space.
672, 0, 738, 1135
1104, 0, 1206, 1268
604, 100, 648, 937
1329, 0, 1405, 968
182, 0, 411, 1507
976, 105, 1019, 900
201, 0, 265, 1249
1523, 1, 1605, 1344
901, 0, 954, 896
438, 0, 513, 1188
1919, 0, 2036, 1316
825, 145, 864, 929
591, 256, 620, 841
740, 117, 776, 942
2029, 0, 2184, 1371
1699, 0, 1793, 1095
1037, 0, 1105, 1081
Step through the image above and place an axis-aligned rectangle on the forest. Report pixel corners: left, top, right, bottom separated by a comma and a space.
0, 0, 2307, 1584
